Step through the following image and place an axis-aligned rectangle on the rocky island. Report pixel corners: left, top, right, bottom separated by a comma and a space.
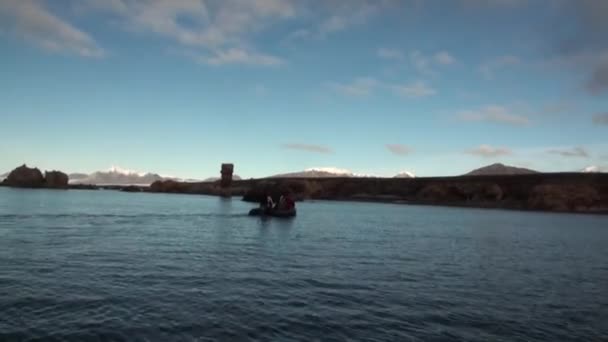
1, 164, 68, 189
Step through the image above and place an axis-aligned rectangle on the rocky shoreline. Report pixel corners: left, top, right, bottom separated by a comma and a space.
2, 164, 607, 214
148, 173, 608, 214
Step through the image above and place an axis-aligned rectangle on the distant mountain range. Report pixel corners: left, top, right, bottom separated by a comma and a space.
465, 163, 538, 176
3, 163, 605, 186
270, 167, 416, 178
69, 167, 166, 185
66, 166, 243, 185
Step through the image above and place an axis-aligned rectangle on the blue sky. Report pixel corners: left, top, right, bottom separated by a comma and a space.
1, 0, 607, 179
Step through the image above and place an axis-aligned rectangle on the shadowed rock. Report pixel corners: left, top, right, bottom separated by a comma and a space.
45, 171, 68, 189
5, 164, 45, 188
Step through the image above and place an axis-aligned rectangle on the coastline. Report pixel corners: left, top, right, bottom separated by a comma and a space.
127, 173, 608, 214
4, 173, 607, 215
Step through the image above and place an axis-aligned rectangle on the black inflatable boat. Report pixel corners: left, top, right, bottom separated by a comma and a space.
248, 208, 297, 218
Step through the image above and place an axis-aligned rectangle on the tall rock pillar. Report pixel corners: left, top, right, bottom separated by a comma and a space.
220, 163, 234, 188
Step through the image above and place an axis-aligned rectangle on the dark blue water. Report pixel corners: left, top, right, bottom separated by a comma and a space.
0, 188, 607, 341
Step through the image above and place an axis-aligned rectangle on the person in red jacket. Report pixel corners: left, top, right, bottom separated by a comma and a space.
284, 192, 295, 210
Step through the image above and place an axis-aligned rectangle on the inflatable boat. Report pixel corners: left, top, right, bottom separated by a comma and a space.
248, 208, 297, 218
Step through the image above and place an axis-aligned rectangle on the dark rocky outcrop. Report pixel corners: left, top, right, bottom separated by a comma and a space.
232, 173, 608, 214
3, 165, 69, 189
68, 184, 99, 190
121, 185, 144, 192
4, 164, 45, 188
45, 171, 68, 189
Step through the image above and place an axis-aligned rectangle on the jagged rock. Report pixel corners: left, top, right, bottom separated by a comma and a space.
45, 171, 68, 189
5, 164, 45, 188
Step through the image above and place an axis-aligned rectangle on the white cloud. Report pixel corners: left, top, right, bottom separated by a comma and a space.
466, 145, 513, 158
0, 0, 104, 57
478, 55, 520, 79
377, 48, 404, 60
457, 105, 530, 126
391, 81, 437, 98
328, 77, 379, 97
79, 0, 293, 65
434, 51, 456, 65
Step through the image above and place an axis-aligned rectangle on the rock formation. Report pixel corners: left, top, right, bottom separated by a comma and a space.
45, 171, 68, 189
3, 165, 69, 189
220, 163, 234, 188
4, 164, 45, 188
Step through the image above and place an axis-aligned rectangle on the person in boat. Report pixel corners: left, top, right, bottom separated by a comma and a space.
285, 193, 295, 211
276, 193, 286, 210
259, 193, 274, 211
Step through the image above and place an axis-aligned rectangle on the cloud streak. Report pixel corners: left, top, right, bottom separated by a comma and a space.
547, 147, 589, 158
329, 78, 436, 98
466, 145, 513, 158
0, 0, 104, 57
386, 144, 413, 156
457, 105, 530, 126
282, 143, 333, 154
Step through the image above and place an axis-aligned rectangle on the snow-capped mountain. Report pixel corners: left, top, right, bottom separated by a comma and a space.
66, 166, 212, 185
270, 167, 390, 178
69, 167, 164, 185
581, 165, 606, 173
393, 171, 416, 178
271, 167, 370, 178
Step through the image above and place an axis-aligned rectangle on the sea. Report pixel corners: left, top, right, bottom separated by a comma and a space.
0, 187, 607, 341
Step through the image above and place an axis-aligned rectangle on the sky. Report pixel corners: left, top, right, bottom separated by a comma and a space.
0, 0, 607, 179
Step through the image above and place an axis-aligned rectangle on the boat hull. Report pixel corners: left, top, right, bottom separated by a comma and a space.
248, 208, 296, 218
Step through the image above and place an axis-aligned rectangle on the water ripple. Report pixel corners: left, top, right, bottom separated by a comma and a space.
1, 189, 607, 341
